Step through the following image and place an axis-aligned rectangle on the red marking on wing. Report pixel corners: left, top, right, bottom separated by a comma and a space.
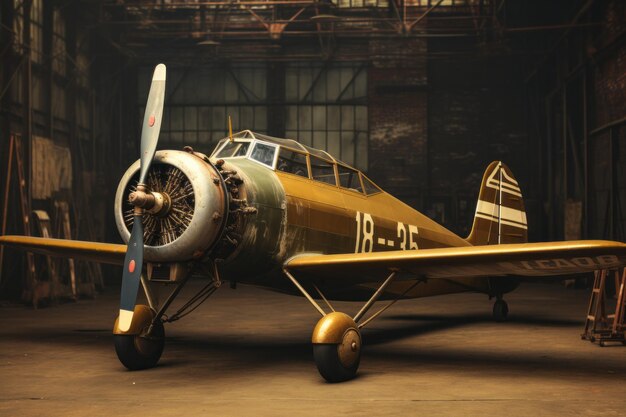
149, 115, 155, 127
129, 260, 136, 273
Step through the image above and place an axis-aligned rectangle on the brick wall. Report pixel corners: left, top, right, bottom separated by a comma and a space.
367, 38, 428, 208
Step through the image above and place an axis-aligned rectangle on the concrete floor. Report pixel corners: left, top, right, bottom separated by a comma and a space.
1, 280, 624, 417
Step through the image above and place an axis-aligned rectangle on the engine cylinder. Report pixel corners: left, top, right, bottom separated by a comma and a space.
114, 150, 227, 262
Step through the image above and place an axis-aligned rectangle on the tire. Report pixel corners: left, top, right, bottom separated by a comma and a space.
493, 299, 509, 322
313, 344, 360, 383
114, 321, 165, 370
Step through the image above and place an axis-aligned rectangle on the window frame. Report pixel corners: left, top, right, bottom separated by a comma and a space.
248, 141, 279, 169
276, 147, 311, 179
360, 173, 382, 196
336, 163, 365, 195
213, 139, 253, 159
309, 154, 338, 186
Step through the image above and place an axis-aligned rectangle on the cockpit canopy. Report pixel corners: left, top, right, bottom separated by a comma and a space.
211, 130, 381, 196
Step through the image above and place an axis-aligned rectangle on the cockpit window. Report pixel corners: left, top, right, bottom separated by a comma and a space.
362, 174, 381, 195
277, 149, 308, 178
337, 165, 363, 193
310, 156, 336, 186
215, 141, 251, 158
250, 142, 277, 168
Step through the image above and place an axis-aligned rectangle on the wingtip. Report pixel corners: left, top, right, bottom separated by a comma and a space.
153, 64, 166, 81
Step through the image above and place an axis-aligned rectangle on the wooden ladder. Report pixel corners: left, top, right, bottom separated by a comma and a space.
0, 134, 38, 306
581, 268, 626, 346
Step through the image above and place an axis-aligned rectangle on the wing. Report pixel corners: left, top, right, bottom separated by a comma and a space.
0, 235, 126, 265
285, 240, 626, 283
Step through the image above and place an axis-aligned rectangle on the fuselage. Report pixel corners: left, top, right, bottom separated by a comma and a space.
210, 134, 518, 301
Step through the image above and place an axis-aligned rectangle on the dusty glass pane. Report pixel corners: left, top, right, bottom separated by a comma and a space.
341, 132, 355, 166
299, 106, 312, 130
341, 106, 354, 130
337, 165, 363, 193
310, 156, 336, 185
277, 149, 308, 177
250, 142, 276, 167
254, 107, 267, 130
198, 107, 211, 130
313, 106, 326, 130
313, 131, 326, 151
355, 131, 368, 171
362, 175, 381, 195
216, 141, 251, 158
327, 131, 341, 159
185, 107, 198, 130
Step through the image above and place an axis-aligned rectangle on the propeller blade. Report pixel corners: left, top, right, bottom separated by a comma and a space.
138, 63, 166, 185
118, 215, 144, 332
118, 63, 166, 331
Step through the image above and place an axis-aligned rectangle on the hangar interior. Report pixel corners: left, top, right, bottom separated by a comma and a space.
0, 0, 624, 299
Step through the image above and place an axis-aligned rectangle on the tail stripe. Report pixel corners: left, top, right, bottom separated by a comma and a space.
466, 161, 528, 246
475, 200, 528, 230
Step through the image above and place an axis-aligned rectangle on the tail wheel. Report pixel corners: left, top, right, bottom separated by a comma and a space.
114, 307, 165, 370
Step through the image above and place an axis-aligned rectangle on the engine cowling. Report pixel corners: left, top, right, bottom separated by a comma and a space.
114, 150, 227, 262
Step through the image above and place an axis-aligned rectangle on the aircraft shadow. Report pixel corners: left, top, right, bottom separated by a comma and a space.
2, 312, 620, 381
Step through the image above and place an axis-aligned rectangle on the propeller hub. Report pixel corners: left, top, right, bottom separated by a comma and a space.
129, 184, 172, 217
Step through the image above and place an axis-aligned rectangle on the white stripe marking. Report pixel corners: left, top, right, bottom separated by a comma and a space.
377, 238, 386, 245
475, 213, 528, 230
118, 309, 134, 332
477, 200, 527, 226
486, 166, 522, 197
387, 240, 395, 247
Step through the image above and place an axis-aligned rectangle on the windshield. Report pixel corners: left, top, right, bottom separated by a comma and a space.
215, 141, 251, 158
250, 142, 277, 168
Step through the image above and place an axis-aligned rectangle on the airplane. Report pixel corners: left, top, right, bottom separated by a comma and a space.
1, 63, 626, 382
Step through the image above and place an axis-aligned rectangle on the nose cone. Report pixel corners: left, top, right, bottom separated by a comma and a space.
114, 150, 228, 262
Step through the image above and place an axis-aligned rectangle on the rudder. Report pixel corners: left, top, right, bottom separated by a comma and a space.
466, 161, 528, 246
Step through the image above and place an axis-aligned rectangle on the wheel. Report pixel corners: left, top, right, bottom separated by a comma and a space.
114, 313, 164, 370
312, 312, 361, 383
493, 299, 509, 322
313, 328, 361, 383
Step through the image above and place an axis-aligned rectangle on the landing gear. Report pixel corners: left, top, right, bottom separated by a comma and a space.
492, 298, 509, 322
114, 305, 164, 370
312, 313, 362, 383
283, 269, 421, 383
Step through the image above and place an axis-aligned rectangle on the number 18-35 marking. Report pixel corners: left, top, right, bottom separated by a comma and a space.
355, 211, 374, 253
355, 212, 419, 253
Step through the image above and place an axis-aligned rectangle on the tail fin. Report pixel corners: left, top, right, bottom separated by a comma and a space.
466, 161, 528, 246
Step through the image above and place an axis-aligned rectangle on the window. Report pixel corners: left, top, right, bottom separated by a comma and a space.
285, 63, 368, 170
362, 175, 381, 195
250, 142, 276, 168
277, 149, 308, 178
52, 8, 66, 75
140, 65, 267, 151
337, 165, 363, 193
310, 156, 336, 185
215, 141, 251, 158
30, 0, 43, 63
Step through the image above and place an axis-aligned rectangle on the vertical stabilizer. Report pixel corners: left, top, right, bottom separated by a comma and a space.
466, 161, 528, 246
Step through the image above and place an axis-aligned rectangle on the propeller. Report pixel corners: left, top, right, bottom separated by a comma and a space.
118, 64, 166, 332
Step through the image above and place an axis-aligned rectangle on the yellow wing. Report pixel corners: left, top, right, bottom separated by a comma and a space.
0, 235, 126, 265
285, 240, 626, 283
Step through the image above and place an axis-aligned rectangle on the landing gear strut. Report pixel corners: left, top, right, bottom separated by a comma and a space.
493, 297, 509, 322
284, 268, 422, 383
113, 266, 221, 371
